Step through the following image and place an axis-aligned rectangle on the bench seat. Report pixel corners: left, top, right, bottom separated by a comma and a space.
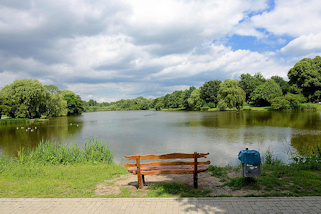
128, 165, 208, 175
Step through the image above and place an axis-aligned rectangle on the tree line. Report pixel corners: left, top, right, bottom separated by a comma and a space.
1, 56, 320, 118
90, 56, 321, 111
0, 79, 85, 119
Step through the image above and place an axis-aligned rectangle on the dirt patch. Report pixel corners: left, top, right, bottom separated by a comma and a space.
95, 182, 121, 196
95, 170, 272, 197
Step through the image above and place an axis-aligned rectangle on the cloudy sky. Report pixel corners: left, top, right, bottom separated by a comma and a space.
0, 0, 321, 102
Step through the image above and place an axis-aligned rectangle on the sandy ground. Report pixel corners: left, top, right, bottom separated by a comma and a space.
95, 171, 269, 197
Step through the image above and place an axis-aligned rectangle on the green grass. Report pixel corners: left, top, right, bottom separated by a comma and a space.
16, 139, 114, 165
0, 118, 31, 125
0, 163, 127, 198
0, 139, 126, 198
147, 183, 211, 197
212, 148, 321, 196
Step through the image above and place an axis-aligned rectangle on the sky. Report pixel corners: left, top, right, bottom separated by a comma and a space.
0, 0, 321, 102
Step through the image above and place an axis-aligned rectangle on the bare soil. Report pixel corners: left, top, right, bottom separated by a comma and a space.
95, 171, 268, 197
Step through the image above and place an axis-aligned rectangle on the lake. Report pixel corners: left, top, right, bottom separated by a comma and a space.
1, 111, 321, 166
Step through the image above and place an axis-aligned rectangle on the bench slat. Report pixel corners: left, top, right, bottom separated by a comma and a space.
128, 165, 208, 175
125, 153, 209, 160
124, 160, 210, 167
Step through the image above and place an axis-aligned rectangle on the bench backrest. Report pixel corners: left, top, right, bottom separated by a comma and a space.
124, 152, 210, 167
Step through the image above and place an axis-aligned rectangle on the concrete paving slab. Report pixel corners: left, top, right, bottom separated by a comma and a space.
0, 197, 321, 214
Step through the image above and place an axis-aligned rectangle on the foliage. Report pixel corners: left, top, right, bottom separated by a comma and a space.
187, 89, 204, 110
60, 90, 85, 116
288, 56, 321, 102
200, 80, 221, 105
270, 96, 290, 110
0, 79, 49, 119
217, 79, 246, 110
284, 93, 306, 109
251, 79, 282, 106
44, 85, 67, 117
271, 76, 289, 95
0, 97, 11, 119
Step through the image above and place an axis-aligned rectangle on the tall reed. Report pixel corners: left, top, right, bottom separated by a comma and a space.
16, 139, 114, 165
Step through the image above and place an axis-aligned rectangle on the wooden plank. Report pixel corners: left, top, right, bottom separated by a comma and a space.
125, 153, 194, 160
125, 152, 209, 160
125, 160, 210, 167
128, 165, 209, 175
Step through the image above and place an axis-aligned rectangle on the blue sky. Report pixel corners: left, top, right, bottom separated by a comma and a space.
0, 0, 321, 102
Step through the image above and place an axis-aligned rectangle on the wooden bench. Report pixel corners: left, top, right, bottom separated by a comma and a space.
124, 152, 210, 189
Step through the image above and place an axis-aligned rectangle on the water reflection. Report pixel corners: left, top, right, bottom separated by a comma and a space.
1, 111, 321, 166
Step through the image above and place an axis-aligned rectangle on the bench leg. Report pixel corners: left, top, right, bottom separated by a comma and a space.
142, 175, 146, 186
137, 174, 143, 189
194, 172, 198, 188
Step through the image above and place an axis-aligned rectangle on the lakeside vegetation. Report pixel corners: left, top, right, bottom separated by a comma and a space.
1, 139, 321, 197
85, 56, 321, 112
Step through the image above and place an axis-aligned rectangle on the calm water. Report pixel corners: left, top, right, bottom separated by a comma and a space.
1, 111, 321, 166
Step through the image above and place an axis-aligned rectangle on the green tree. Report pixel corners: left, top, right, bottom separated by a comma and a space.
247, 73, 266, 101
200, 80, 221, 105
0, 79, 48, 118
180, 86, 196, 109
288, 56, 321, 102
0, 97, 11, 119
270, 96, 290, 110
250, 79, 282, 106
239, 73, 254, 101
271, 76, 289, 95
60, 90, 85, 116
88, 99, 98, 107
217, 79, 245, 110
284, 93, 306, 109
168, 91, 183, 108
187, 89, 204, 110
44, 85, 67, 117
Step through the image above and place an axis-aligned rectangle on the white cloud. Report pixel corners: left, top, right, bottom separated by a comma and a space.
250, 0, 321, 37
281, 33, 321, 55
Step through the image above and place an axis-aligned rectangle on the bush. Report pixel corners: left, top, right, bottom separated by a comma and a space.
271, 96, 290, 110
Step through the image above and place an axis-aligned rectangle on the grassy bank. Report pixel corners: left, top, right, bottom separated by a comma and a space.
0, 118, 31, 125
0, 139, 128, 198
1, 141, 321, 197
207, 149, 321, 197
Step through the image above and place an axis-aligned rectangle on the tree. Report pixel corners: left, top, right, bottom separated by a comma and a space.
0, 79, 48, 118
180, 86, 196, 110
245, 73, 265, 99
60, 90, 85, 116
250, 79, 282, 106
288, 56, 321, 102
284, 93, 306, 109
88, 99, 98, 107
200, 80, 221, 105
44, 85, 67, 117
168, 91, 183, 108
217, 79, 246, 110
0, 97, 11, 119
239, 73, 254, 101
187, 89, 204, 110
271, 76, 289, 95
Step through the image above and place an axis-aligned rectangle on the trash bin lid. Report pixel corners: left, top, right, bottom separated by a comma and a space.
238, 150, 261, 165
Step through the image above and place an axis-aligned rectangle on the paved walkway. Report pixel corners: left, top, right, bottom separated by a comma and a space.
1, 197, 321, 214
